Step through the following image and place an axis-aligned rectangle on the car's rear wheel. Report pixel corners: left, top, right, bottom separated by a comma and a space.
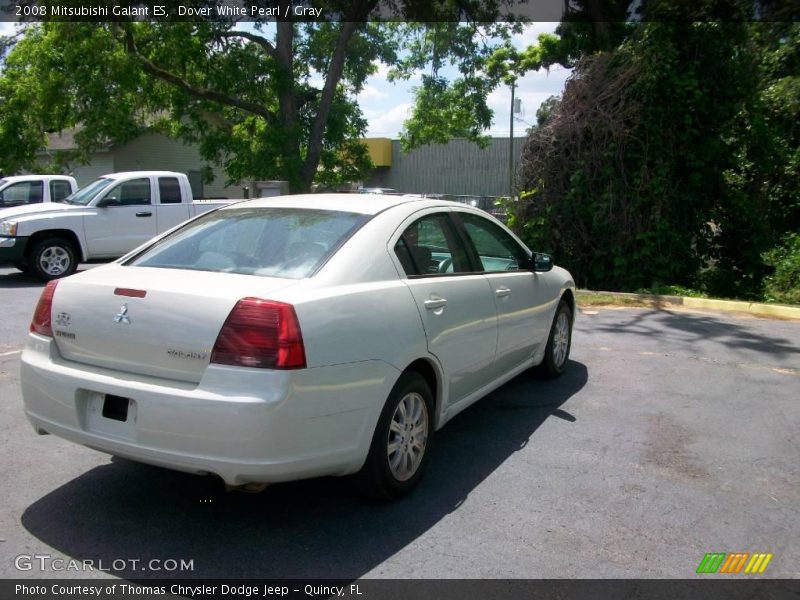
30, 237, 77, 281
355, 371, 434, 500
539, 299, 572, 379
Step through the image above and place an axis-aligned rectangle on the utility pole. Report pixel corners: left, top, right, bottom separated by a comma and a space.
509, 79, 515, 199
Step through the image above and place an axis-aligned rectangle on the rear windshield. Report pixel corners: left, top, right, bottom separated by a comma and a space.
127, 207, 368, 279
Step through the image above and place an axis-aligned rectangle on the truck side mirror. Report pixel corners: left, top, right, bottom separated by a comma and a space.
97, 197, 120, 207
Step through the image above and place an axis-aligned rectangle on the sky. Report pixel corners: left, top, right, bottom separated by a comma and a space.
359, 22, 571, 139
0, 21, 571, 140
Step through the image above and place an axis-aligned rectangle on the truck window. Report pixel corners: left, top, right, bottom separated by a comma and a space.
158, 177, 182, 204
50, 180, 73, 202
0, 181, 44, 206
102, 178, 151, 206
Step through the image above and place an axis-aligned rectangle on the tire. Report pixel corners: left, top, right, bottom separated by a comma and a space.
30, 237, 78, 281
539, 299, 573, 379
355, 372, 434, 500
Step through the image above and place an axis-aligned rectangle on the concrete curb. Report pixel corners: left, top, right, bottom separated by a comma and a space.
576, 290, 800, 320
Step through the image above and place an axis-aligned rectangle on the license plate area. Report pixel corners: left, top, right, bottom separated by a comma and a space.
81, 391, 137, 440
102, 394, 129, 422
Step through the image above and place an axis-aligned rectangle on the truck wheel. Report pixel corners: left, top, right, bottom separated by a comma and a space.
31, 237, 77, 280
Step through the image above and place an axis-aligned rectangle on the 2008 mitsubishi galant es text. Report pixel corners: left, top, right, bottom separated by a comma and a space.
21, 194, 575, 499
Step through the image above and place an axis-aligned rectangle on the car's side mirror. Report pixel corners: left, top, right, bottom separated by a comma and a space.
96, 197, 120, 207
532, 253, 553, 272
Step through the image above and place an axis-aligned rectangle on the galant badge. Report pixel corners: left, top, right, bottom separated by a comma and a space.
114, 303, 131, 325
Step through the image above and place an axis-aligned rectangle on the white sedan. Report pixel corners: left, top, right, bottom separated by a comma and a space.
21, 194, 575, 499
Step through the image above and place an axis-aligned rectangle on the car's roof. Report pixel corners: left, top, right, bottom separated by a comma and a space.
101, 171, 185, 180
228, 193, 456, 216
1, 174, 74, 182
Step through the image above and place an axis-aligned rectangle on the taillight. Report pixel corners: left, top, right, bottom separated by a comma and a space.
211, 298, 306, 369
30, 280, 59, 337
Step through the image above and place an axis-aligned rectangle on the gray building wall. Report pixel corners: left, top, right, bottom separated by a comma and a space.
70, 153, 114, 186
364, 137, 526, 197
39, 132, 243, 199
109, 133, 240, 199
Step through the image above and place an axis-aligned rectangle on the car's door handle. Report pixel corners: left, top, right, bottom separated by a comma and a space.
495, 286, 512, 298
424, 298, 448, 310
135, 211, 152, 217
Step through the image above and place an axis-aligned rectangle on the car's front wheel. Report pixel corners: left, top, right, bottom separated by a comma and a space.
356, 371, 434, 500
30, 237, 77, 281
539, 298, 573, 379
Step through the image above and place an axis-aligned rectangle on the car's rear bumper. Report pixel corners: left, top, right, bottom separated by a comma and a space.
21, 334, 396, 485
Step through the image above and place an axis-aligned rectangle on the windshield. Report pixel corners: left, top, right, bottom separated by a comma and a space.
127, 207, 368, 279
62, 177, 113, 205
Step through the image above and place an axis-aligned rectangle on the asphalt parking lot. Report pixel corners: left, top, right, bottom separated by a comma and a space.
0, 266, 798, 579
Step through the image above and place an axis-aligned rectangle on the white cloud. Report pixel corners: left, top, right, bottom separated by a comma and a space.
372, 61, 392, 79
365, 102, 413, 137
357, 84, 389, 103
358, 23, 572, 139
512, 22, 561, 49
0, 22, 18, 38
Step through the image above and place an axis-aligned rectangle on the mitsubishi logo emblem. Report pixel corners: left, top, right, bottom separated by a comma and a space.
114, 303, 131, 325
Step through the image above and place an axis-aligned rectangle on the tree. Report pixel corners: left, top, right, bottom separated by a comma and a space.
0, 1, 533, 192
535, 95, 560, 127
1, 3, 393, 192
516, 21, 761, 291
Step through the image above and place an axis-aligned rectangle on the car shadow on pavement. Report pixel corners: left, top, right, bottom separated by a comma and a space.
0, 270, 46, 289
20, 361, 587, 579
0, 267, 91, 289
593, 309, 800, 362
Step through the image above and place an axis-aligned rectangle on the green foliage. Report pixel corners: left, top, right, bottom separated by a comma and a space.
535, 95, 560, 127
394, 22, 517, 151
762, 234, 800, 305
0, 17, 388, 191
514, 19, 800, 301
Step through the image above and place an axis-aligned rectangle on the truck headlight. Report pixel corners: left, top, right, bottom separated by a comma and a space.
0, 221, 18, 236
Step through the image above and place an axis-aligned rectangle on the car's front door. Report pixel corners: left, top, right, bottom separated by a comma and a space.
84, 177, 158, 257
454, 210, 553, 376
392, 210, 499, 407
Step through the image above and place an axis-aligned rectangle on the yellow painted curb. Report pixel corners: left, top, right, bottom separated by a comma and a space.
682, 297, 751, 312
747, 303, 800, 320
578, 290, 800, 320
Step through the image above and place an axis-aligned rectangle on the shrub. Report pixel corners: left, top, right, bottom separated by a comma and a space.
762, 234, 800, 304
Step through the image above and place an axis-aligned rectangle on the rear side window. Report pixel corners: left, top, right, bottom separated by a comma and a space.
394, 213, 471, 276
128, 207, 368, 279
158, 177, 182, 204
50, 180, 72, 202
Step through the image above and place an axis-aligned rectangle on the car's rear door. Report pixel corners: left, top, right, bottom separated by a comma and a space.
155, 175, 192, 231
453, 210, 553, 376
392, 210, 499, 407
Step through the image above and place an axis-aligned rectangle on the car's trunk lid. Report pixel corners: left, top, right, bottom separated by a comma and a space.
50, 265, 298, 383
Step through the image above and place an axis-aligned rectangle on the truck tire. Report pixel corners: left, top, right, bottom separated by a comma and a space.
30, 237, 78, 281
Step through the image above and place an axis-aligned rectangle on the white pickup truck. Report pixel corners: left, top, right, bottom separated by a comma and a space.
0, 175, 78, 208
0, 171, 235, 280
